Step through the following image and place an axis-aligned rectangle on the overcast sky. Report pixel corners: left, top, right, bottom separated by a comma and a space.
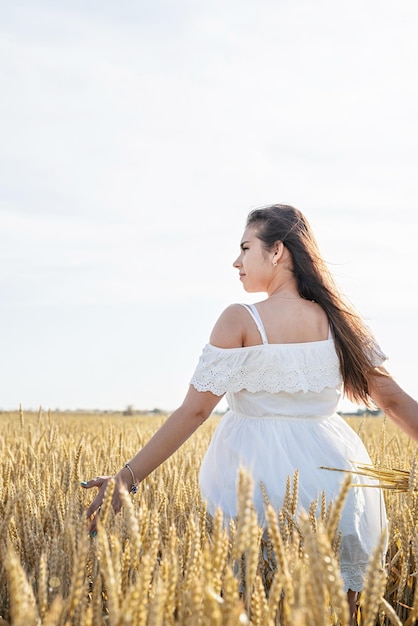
0, 0, 417, 412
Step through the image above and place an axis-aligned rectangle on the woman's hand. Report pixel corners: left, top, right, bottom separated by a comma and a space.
81, 470, 131, 534
80, 386, 222, 535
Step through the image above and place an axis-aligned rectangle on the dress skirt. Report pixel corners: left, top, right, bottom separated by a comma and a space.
199, 409, 387, 592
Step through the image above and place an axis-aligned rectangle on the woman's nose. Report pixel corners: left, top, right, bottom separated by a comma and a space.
233, 255, 241, 268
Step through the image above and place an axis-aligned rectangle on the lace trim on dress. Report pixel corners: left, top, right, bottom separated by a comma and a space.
368, 342, 387, 367
190, 343, 342, 396
340, 564, 368, 592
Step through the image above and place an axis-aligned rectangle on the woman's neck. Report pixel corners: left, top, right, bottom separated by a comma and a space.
267, 275, 299, 298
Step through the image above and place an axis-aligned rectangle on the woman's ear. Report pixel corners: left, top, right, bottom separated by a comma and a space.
272, 240, 284, 265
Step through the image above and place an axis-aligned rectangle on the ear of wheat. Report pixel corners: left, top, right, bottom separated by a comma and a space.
320, 463, 413, 491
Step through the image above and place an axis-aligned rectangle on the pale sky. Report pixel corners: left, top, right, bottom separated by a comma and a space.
0, 1, 417, 412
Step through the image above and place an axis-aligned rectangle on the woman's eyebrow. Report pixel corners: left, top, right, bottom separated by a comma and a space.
240, 240, 250, 249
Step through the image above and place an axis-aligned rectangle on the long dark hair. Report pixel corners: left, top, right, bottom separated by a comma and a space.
247, 204, 385, 405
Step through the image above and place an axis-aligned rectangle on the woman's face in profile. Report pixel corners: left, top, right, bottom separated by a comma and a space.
233, 227, 272, 293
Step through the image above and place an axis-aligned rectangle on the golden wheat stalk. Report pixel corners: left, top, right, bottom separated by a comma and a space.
5, 548, 39, 626
358, 529, 388, 626
320, 463, 413, 491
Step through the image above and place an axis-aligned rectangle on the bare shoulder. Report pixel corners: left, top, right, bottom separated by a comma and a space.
209, 304, 247, 348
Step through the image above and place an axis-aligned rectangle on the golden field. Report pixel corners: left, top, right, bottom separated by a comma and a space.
0, 409, 418, 625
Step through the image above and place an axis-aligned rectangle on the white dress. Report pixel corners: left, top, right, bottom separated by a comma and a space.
190, 303, 387, 592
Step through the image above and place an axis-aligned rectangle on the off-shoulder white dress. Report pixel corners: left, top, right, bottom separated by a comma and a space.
190, 303, 387, 592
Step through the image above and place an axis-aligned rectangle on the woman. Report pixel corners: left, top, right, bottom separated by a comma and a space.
83, 204, 418, 619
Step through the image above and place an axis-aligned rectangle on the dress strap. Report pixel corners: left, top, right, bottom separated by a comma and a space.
239, 303, 269, 345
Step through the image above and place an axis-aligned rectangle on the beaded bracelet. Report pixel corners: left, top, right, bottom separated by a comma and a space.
124, 463, 138, 494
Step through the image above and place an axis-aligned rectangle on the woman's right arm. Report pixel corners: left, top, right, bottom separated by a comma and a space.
84, 386, 222, 531
367, 368, 418, 441
83, 304, 246, 531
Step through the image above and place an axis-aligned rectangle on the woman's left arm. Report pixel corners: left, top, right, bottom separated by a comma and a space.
367, 368, 418, 440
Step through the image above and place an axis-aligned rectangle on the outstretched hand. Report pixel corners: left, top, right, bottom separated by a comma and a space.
81, 473, 129, 534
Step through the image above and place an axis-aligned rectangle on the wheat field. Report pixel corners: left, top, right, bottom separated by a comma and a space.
0, 409, 418, 625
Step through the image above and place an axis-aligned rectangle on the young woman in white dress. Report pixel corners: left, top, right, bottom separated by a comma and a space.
83, 204, 418, 621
